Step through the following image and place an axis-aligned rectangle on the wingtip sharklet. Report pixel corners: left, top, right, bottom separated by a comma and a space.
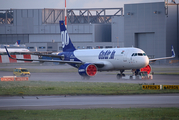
171, 45, 175, 58
4, 46, 13, 59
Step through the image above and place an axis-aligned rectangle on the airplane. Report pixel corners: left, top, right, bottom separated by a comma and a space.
0, 40, 30, 53
0, 47, 30, 53
0, 40, 53, 54
4, 21, 175, 79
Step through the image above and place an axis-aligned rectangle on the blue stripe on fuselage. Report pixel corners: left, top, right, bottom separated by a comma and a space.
58, 51, 81, 68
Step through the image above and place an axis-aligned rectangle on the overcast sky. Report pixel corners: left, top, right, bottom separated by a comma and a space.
0, 0, 178, 9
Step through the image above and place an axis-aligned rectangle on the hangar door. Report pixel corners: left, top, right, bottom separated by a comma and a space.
135, 33, 155, 58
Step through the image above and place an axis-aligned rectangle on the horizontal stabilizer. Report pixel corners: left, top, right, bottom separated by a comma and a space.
4, 46, 82, 64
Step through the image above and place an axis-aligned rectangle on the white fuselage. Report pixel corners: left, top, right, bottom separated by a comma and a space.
74, 47, 149, 71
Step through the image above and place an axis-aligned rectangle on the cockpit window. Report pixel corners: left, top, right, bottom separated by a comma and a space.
131, 53, 147, 56
138, 53, 143, 56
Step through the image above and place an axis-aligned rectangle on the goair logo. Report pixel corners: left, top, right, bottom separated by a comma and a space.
121, 50, 124, 54
61, 30, 69, 48
98, 50, 116, 59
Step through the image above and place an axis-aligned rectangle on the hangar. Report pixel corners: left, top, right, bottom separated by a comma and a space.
0, 1, 178, 64
0, 8, 123, 51
124, 2, 179, 62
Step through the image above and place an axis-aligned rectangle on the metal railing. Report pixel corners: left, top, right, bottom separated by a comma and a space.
42, 8, 123, 24
0, 10, 13, 24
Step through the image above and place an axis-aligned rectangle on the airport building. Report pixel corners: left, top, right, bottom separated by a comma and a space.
0, 1, 178, 63
0, 8, 123, 52
124, 2, 179, 61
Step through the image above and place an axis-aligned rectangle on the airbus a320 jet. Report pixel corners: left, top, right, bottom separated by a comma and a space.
4, 21, 175, 79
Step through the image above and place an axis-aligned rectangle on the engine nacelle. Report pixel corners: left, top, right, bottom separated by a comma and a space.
78, 63, 97, 77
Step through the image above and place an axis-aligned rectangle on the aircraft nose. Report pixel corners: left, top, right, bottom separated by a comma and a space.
136, 56, 149, 68
142, 57, 149, 67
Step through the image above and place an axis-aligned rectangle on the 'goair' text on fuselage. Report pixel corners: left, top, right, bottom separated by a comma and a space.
98, 50, 116, 59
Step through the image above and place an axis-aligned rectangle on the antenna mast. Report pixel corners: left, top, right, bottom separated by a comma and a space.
65, 0, 67, 27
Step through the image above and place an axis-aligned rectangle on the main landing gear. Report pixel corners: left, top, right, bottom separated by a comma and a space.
116, 69, 141, 80
116, 70, 125, 79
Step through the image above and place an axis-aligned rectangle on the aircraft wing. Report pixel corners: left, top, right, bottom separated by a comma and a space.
33, 53, 63, 58
28, 51, 54, 55
93, 62, 105, 68
149, 46, 175, 62
4, 46, 82, 64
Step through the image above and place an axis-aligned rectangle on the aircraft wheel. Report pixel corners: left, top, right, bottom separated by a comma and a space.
117, 74, 122, 79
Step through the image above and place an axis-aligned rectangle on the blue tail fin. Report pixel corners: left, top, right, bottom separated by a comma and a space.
14, 40, 20, 45
59, 21, 76, 52
17, 40, 20, 45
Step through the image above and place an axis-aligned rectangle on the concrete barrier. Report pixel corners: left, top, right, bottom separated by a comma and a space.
15, 77, 28, 81
1, 77, 14, 81
1, 76, 29, 81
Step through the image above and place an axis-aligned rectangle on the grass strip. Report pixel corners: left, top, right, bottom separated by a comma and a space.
0, 81, 179, 96
0, 108, 179, 120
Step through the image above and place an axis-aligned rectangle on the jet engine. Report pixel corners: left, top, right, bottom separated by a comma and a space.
78, 63, 97, 78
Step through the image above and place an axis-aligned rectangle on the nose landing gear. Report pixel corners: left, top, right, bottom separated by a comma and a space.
116, 70, 125, 79
116, 65, 153, 80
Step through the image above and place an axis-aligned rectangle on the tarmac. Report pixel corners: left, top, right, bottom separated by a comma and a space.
0, 63, 179, 110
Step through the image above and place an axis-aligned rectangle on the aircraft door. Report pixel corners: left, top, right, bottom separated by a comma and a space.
130, 53, 136, 66
122, 51, 128, 63
130, 54, 134, 65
